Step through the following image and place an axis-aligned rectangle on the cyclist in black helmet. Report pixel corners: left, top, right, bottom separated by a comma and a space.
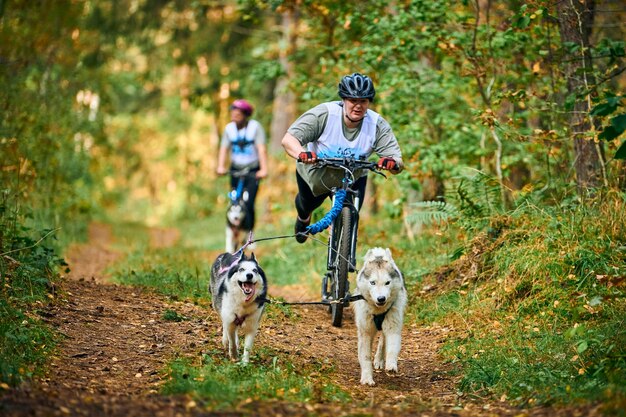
281, 73, 403, 243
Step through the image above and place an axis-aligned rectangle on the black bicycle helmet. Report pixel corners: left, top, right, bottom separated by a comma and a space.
338, 73, 376, 101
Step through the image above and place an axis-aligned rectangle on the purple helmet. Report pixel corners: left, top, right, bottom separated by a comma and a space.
230, 99, 254, 116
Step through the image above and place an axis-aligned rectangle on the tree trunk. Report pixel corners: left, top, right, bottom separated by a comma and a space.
556, 0, 605, 193
269, 9, 299, 154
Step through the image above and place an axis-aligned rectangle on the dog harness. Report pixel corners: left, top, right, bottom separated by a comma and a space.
234, 314, 248, 326
372, 302, 395, 331
217, 251, 244, 275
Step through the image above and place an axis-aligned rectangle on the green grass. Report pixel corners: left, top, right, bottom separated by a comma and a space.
412, 290, 464, 324
255, 237, 329, 287
104, 222, 213, 302
409, 194, 626, 409
119, 263, 210, 302
163, 348, 350, 410
162, 309, 188, 322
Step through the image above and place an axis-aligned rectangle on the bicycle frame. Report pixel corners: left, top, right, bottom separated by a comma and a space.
306, 157, 385, 326
229, 177, 245, 203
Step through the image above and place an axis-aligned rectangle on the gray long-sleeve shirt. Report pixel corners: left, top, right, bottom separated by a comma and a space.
287, 101, 403, 196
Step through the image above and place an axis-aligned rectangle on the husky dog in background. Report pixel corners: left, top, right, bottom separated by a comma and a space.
225, 190, 249, 253
209, 251, 267, 364
352, 247, 407, 385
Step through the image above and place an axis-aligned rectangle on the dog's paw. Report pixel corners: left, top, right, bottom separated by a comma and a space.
360, 370, 375, 386
385, 363, 398, 372
374, 359, 384, 370
236, 358, 249, 366
360, 376, 375, 386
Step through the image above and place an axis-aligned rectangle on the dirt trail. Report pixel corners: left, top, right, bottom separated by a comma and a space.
0, 224, 597, 417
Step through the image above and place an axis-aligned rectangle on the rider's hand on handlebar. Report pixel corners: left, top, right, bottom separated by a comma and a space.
298, 151, 317, 164
216, 166, 228, 176
377, 157, 397, 171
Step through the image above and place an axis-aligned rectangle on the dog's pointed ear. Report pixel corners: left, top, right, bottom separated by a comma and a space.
250, 252, 256, 262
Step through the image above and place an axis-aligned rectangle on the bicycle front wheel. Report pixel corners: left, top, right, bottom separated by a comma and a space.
331, 206, 351, 327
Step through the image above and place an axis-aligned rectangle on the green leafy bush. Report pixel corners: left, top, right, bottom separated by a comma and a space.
0, 224, 65, 386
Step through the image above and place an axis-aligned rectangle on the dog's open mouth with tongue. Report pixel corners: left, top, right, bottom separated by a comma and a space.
238, 280, 256, 302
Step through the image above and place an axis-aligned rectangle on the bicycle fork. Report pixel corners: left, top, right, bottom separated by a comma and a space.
325, 193, 360, 272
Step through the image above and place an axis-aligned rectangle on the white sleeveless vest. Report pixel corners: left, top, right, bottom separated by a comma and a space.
224, 120, 261, 167
307, 102, 379, 159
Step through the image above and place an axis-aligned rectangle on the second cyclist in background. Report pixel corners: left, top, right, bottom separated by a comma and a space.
217, 99, 268, 251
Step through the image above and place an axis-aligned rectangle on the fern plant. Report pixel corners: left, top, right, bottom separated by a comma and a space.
407, 200, 460, 227
407, 170, 506, 233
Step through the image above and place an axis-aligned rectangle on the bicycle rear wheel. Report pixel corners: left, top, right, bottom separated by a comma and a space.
331, 206, 351, 327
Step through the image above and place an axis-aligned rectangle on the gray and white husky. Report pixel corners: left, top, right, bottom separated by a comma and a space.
352, 247, 407, 385
209, 251, 267, 364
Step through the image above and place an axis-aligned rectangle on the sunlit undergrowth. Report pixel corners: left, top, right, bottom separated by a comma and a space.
108, 246, 212, 304
105, 214, 323, 302
163, 347, 350, 410
103, 219, 213, 304
411, 192, 626, 411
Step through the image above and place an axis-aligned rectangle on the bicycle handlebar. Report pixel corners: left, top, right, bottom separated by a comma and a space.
230, 167, 256, 178
297, 156, 387, 178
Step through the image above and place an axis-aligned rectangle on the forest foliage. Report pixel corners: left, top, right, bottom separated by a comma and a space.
1, 0, 625, 409
2, 0, 625, 228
